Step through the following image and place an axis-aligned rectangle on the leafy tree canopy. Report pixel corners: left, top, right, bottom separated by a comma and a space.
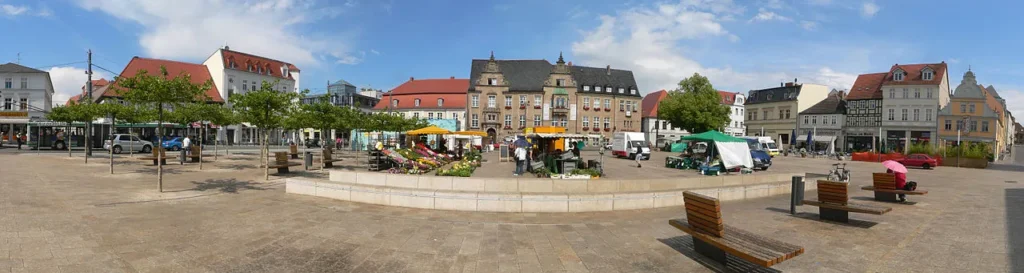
657, 73, 731, 134
229, 81, 299, 130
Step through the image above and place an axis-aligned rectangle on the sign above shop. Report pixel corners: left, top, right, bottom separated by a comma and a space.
0, 111, 29, 118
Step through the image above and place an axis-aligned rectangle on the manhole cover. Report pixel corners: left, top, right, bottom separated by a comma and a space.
1007, 181, 1018, 184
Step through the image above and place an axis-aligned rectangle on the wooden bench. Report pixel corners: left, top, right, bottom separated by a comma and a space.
668, 191, 804, 268
267, 152, 301, 173
803, 180, 891, 223
183, 146, 211, 163
289, 145, 300, 159
138, 148, 176, 166
861, 173, 929, 202
322, 149, 343, 168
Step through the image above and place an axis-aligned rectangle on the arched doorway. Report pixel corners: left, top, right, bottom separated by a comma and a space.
486, 128, 497, 148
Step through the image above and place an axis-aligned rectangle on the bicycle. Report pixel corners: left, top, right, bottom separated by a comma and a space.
827, 163, 851, 182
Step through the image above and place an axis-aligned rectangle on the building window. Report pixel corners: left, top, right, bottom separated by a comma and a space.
831, 116, 837, 125
752, 111, 757, 120
913, 109, 920, 121
619, 100, 624, 111
894, 72, 904, 81
956, 120, 963, 131
661, 120, 668, 130
251, 84, 256, 91
488, 78, 497, 85
242, 80, 248, 92
923, 71, 933, 80
437, 98, 444, 107
982, 121, 990, 132
227, 87, 235, 98
812, 116, 817, 125
901, 109, 908, 121
926, 109, 932, 121
630, 89, 637, 95
927, 88, 933, 98
889, 89, 895, 98
914, 88, 920, 98
413, 112, 420, 119
519, 95, 526, 106
534, 95, 541, 107
604, 99, 610, 109
428, 113, 434, 119
902, 88, 908, 98
888, 109, 894, 120
604, 117, 610, 129
970, 121, 978, 132
785, 110, 791, 119
618, 88, 624, 93
595, 86, 602, 92
471, 114, 479, 128
556, 79, 565, 86
945, 120, 952, 131
803, 116, 808, 124
592, 98, 600, 108
960, 103, 967, 113
487, 114, 496, 121
519, 115, 526, 127
19, 77, 27, 89
534, 115, 541, 126
969, 104, 975, 113
471, 95, 479, 107
583, 86, 590, 91
18, 98, 27, 110
437, 112, 443, 119
414, 99, 421, 107
3, 98, 10, 110
763, 110, 769, 120
453, 113, 459, 120
582, 117, 589, 128
583, 97, 589, 107
779, 110, 784, 119
487, 95, 496, 108
504, 95, 512, 107
392, 99, 398, 107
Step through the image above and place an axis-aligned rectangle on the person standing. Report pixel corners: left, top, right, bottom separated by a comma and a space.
514, 145, 526, 176
633, 142, 643, 168
182, 135, 192, 155
15, 131, 23, 150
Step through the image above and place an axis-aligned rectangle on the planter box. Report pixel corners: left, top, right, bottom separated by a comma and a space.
939, 157, 988, 169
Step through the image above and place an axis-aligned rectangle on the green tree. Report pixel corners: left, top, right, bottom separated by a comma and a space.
46, 104, 87, 158
230, 80, 300, 180
205, 106, 237, 160
169, 103, 223, 170
115, 66, 212, 192
657, 73, 731, 134
116, 106, 155, 158
92, 103, 144, 174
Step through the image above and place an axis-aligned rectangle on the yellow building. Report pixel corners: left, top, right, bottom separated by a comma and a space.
937, 70, 1004, 156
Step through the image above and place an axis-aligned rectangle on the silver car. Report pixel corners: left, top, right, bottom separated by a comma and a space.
104, 134, 153, 154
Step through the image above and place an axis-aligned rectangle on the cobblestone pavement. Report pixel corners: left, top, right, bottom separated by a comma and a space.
0, 151, 1021, 272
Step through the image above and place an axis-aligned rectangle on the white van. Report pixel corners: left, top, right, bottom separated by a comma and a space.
611, 132, 650, 160
742, 136, 779, 157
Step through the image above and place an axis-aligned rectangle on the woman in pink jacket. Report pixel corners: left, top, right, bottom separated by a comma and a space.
887, 169, 909, 202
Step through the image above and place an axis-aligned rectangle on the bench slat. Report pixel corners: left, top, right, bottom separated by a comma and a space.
669, 219, 804, 267
684, 208, 723, 225
802, 199, 891, 214
684, 201, 720, 217
683, 192, 720, 206
861, 186, 929, 195
686, 213, 724, 237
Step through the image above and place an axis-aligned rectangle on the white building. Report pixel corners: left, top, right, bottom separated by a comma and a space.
796, 90, 846, 153
202, 46, 301, 145
0, 63, 53, 143
719, 91, 745, 136
373, 77, 469, 131
879, 62, 950, 152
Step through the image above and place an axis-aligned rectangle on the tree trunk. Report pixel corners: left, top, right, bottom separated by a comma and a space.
109, 115, 115, 174
129, 126, 134, 157
84, 122, 90, 164
67, 124, 72, 158
199, 124, 205, 170
157, 109, 164, 192
263, 128, 270, 181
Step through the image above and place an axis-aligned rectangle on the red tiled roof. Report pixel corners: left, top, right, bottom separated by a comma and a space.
846, 72, 887, 100
641, 90, 667, 118
221, 49, 297, 80
388, 78, 469, 95
81, 78, 109, 92
66, 94, 82, 105
106, 57, 223, 103
882, 62, 947, 86
717, 90, 736, 105
373, 93, 466, 110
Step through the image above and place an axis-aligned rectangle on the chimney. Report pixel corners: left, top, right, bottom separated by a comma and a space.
606, 65, 611, 75
780, 82, 784, 87
409, 77, 414, 81
785, 82, 794, 87
567, 61, 572, 66
794, 78, 798, 83
450, 76, 455, 79
223, 45, 230, 50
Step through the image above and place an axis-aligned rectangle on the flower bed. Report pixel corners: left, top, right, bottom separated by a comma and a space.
437, 150, 482, 177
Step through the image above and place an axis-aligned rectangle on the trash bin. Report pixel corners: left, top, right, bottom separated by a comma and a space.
790, 175, 805, 214
304, 151, 313, 170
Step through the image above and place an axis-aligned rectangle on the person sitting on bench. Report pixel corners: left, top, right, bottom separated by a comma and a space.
886, 169, 917, 202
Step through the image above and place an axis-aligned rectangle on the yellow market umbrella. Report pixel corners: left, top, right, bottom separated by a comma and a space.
452, 131, 487, 136
406, 125, 451, 135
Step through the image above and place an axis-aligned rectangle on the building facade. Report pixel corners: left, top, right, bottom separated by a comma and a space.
640, 90, 688, 148
719, 91, 746, 136
0, 63, 54, 143
844, 73, 886, 151
796, 90, 846, 153
879, 62, 949, 153
466, 53, 642, 144
743, 81, 830, 149
202, 46, 300, 145
374, 77, 469, 131
937, 70, 1004, 156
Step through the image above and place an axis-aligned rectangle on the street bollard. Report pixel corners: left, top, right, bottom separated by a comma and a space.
790, 175, 805, 215
180, 149, 187, 165
304, 151, 313, 170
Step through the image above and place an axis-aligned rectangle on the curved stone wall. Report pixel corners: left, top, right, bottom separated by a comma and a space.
285, 170, 814, 213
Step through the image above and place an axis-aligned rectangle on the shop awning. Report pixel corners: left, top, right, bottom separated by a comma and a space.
526, 133, 587, 139
451, 131, 487, 136
406, 126, 451, 135
795, 135, 837, 143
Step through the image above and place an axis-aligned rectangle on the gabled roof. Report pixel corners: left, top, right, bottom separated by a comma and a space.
105, 57, 223, 103
882, 62, 947, 86
0, 63, 46, 73
66, 94, 82, 105
373, 94, 466, 110
717, 91, 737, 105
744, 84, 802, 105
799, 91, 846, 115
330, 79, 354, 87
469, 59, 553, 91
571, 65, 639, 97
985, 85, 1002, 99
846, 73, 886, 100
388, 78, 469, 95
641, 90, 667, 118
220, 48, 297, 80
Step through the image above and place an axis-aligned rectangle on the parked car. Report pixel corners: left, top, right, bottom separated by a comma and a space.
104, 134, 153, 154
745, 139, 772, 170
162, 137, 184, 151
898, 153, 938, 169
305, 138, 321, 148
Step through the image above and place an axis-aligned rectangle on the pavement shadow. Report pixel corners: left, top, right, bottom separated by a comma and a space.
131, 166, 188, 175
169, 178, 270, 194
657, 236, 781, 273
1007, 188, 1024, 272
849, 196, 919, 205
763, 207, 879, 229
219, 164, 259, 170
988, 164, 1024, 172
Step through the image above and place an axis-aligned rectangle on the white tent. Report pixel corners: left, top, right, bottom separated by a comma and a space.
714, 141, 754, 169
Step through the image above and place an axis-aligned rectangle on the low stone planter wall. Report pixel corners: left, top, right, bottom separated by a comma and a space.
939, 157, 988, 169
287, 171, 813, 213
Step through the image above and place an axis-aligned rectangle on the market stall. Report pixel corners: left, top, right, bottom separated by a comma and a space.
680, 130, 753, 174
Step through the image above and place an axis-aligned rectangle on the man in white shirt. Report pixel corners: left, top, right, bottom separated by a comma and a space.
514, 145, 526, 176
183, 136, 192, 155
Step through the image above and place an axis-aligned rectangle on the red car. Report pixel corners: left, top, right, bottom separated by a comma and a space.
898, 154, 938, 169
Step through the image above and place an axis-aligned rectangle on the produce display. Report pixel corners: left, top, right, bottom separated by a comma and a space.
381, 145, 454, 175
437, 150, 481, 177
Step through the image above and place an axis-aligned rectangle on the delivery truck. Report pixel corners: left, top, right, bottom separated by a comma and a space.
610, 132, 650, 160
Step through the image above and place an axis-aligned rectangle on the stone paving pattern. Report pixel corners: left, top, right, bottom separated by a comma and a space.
0, 147, 1022, 272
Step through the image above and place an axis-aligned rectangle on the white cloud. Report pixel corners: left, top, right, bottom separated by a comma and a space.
46, 66, 111, 106
948, 58, 960, 64
75, 0, 353, 67
800, 20, 818, 30
861, 1, 879, 18
1, 4, 27, 16
750, 8, 791, 22
369, 49, 380, 55
572, 1, 856, 94
808, 0, 833, 6
333, 51, 365, 65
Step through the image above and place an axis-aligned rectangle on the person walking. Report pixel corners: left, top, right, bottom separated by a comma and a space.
514, 145, 526, 176
182, 135, 192, 155
633, 142, 643, 168
15, 131, 23, 150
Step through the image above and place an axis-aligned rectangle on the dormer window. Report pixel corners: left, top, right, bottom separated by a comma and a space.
618, 88, 624, 93
488, 78, 497, 85
414, 99, 421, 107
437, 98, 444, 107
583, 85, 590, 91
922, 69, 934, 80
247, 64, 253, 72
595, 86, 602, 92
258, 66, 263, 74
893, 70, 904, 81
555, 79, 565, 86
630, 89, 636, 95
392, 99, 398, 107
605, 86, 612, 93
767, 93, 773, 100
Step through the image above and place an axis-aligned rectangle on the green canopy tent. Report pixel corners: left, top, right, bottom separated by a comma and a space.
681, 130, 753, 169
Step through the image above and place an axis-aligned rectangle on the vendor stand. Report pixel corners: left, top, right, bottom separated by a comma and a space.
523, 130, 587, 174
678, 130, 753, 175
450, 131, 486, 159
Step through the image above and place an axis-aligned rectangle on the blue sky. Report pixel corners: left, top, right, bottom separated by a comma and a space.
2, 0, 1023, 120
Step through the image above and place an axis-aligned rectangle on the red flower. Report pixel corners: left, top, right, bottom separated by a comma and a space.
604, 128, 611, 132
533, 105, 541, 109
504, 106, 512, 109
583, 106, 590, 110
582, 127, 589, 130
594, 107, 601, 111
519, 105, 526, 109
604, 108, 611, 112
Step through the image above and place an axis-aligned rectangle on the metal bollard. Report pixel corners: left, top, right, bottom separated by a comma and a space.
304, 151, 313, 170
790, 175, 805, 215
180, 149, 187, 165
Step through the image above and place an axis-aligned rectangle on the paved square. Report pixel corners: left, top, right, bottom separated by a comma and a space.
0, 147, 1021, 272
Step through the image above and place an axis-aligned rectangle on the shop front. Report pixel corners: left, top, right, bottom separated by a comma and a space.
885, 130, 906, 153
